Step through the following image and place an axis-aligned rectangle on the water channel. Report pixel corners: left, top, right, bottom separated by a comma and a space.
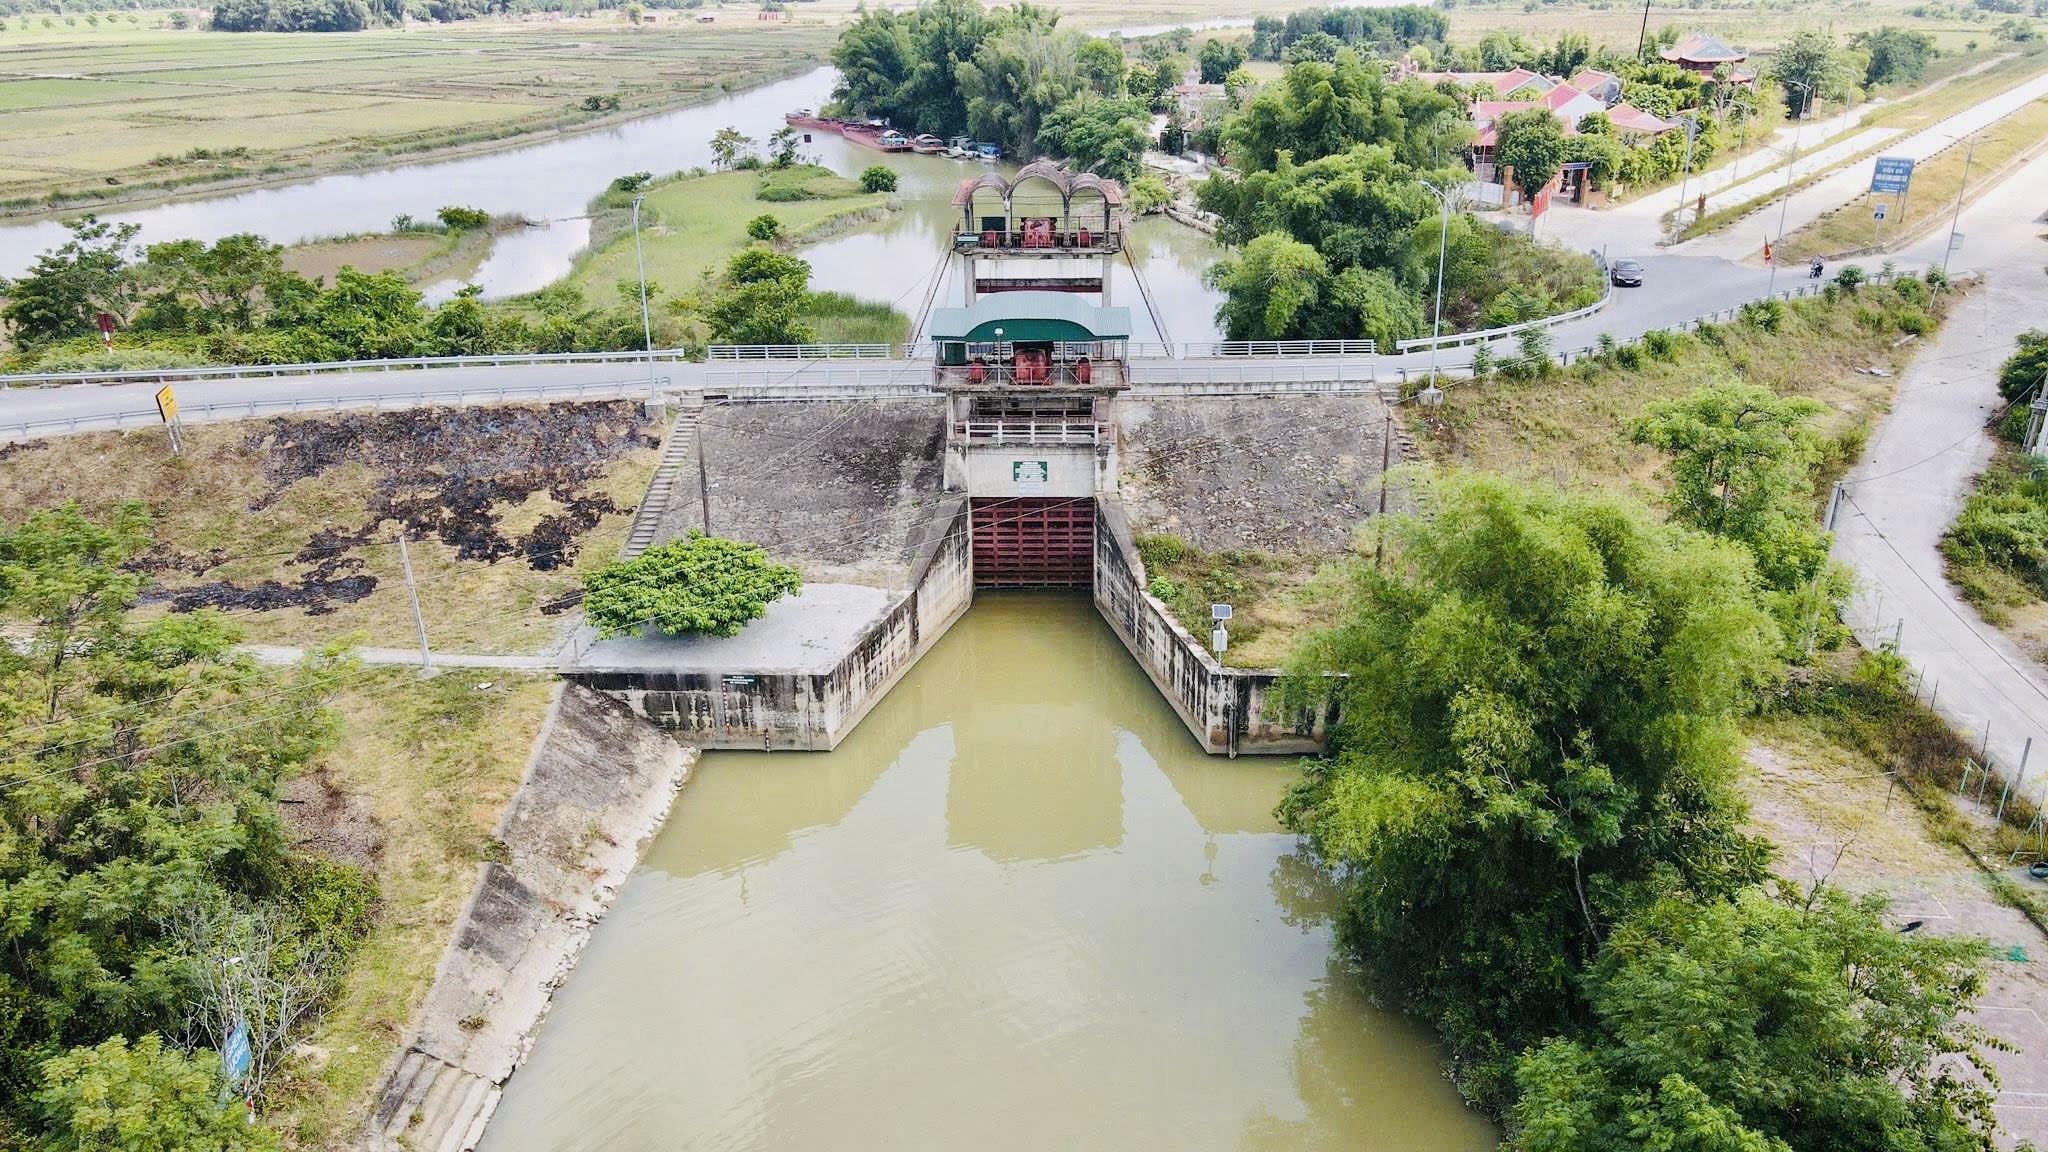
0, 67, 1227, 341
480, 596, 1493, 1151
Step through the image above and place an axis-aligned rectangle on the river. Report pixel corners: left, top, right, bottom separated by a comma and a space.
479, 595, 1493, 1152
0, 67, 1226, 342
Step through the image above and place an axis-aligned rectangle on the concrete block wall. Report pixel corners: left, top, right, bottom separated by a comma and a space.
572, 498, 974, 750
1091, 497, 1331, 756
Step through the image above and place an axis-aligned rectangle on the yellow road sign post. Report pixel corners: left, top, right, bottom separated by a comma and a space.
155, 385, 183, 455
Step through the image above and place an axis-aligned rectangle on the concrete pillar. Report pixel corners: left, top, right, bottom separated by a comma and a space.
1099, 254, 1113, 306
961, 252, 977, 307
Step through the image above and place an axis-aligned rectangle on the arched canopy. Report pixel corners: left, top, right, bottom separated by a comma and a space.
952, 168, 1125, 233
929, 292, 1132, 343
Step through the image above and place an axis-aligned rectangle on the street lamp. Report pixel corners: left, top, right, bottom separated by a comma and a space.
1672, 110, 1701, 241
1765, 80, 1812, 300
1940, 138, 1976, 281
1418, 179, 1460, 388
631, 194, 655, 402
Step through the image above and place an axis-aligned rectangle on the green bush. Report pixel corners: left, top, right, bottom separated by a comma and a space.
1891, 274, 1928, 307
1739, 298, 1785, 333
1998, 330, 2048, 402
859, 165, 899, 193
745, 214, 783, 241
435, 205, 490, 231
1147, 576, 1182, 602
1613, 341, 1644, 370
582, 533, 803, 639
1895, 307, 1932, 335
1834, 264, 1866, 292
1137, 532, 1188, 569
1854, 306, 1889, 331
755, 164, 860, 202
1640, 328, 1681, 361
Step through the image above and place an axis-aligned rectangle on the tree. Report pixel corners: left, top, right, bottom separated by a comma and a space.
956, 25, 1089, 150
1036, 95, 1150, 181
583, 533, 803, 638
436, 205, 490, 230
1772, 29, 1851, 116
1997, 329, 2048, 402
34, 1034, 280, 1152
702, 249, 815, 345
1221, 55, 1465, 171
859, 165, 899, 193
0, 216, 140, 347
1282, 30, 1343, 63
1853, 26, 1935, 87
281, 267, 427, 360
1197, 37, 1248, 83
1631, 381, 1834, 600
1128, 174, 1169, 214
1277, 474, 1780, 1108
766, 125, 802, 168
745, 214, 783, 241
131, 233, 284, 335
1494, 106, 1566, 201
1206, 232, 1328, 340
1511, 889, 2000, 1152
708, 126, 754, 170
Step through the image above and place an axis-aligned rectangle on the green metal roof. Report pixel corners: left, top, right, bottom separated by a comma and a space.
928, 292, 1133, 343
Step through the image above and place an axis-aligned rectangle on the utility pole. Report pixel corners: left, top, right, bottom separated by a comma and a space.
1420, 180, 1455, 387
1635, 0, 1653, 62
1673, 112, 1700, 240
1374, 412, 1393, 568
1940, 138, 1975, 281
396, 534, 432, 676
632, 194, 657, 403
695, 411, 713, 535
1765, 81, 1811, 301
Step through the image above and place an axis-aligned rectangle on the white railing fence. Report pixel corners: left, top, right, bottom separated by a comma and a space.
0, 349, 685, 389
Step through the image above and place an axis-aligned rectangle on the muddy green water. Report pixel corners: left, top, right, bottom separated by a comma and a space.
481, 595, 1493, 1152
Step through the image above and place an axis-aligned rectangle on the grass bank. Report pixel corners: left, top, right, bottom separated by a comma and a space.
1134, 532, 1341, 670
282, 215, 526, 287
1413, 279, 1949, 495
0, 22, 835, 213
0, 404, 661, 655
268, 669, 556, 1148
569, 165, 892, 306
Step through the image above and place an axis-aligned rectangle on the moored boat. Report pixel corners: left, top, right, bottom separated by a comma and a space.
910, 133, 947, 154
843, 123, 913, 152
974, 142, 1003, 162
946, 135, 973, 158
783, 110, 841, 133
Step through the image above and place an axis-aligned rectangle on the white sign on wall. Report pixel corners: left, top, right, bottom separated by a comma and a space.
1014, 459, 1049, 496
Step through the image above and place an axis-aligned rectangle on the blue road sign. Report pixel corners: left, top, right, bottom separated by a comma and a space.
223, 1022, 252, 1087
1870, 156, 1914, 195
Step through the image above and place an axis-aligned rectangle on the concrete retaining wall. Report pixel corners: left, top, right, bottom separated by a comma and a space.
360, 684, 693, 1152
1091, 497, 1331, 755
572, 497, 974, 750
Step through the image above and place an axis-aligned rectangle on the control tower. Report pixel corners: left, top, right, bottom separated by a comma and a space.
948, 162, 1125, 306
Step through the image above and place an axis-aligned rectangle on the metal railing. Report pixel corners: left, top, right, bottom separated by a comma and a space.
0, 377, 663, 442
955, 420, 1102, 445
705, 344, 892, 360
0, 349, 685, 389
1395, 280, 1614, 353
952, 228, 1124, 254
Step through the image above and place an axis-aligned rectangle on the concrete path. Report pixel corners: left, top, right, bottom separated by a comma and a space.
1831, 149, 2048, 806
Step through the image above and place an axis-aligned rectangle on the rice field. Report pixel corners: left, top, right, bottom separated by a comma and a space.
0, 19, 836, 208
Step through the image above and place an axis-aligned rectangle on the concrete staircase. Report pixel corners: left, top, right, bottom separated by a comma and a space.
364, 1050, 497, 1152
621, 403, 700, 561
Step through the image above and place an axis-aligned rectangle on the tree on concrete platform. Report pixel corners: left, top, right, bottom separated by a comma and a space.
583, 533, 803, 639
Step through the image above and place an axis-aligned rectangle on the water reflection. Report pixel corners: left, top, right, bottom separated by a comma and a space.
481, 594, 1490, 1152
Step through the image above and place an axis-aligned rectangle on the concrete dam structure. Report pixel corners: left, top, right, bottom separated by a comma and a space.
567, 187, 1400, 756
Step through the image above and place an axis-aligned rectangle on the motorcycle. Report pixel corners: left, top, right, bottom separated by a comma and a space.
1809, 257, 1826, 279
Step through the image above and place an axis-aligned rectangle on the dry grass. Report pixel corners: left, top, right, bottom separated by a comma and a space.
1139, 539, 1348, 669
281, 234, 446, 283
267, 669, 555, 1150
0, 404, 662, 654
1411, 287, 1943, 500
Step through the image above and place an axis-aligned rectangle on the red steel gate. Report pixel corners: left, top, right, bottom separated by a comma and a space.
971, 498, 1094, 588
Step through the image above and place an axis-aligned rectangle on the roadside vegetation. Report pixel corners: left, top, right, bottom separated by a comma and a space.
0, 23, 836, 212
1136, 533, 1337, 669
0, 503, 367, 1148
1279, 268, 2044, 1146
1941, 330, 2048, 663
583, 533, 803, 639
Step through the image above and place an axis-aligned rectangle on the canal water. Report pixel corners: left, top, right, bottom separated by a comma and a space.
480, 595, 1492, 1151
0, 67, 1227, 340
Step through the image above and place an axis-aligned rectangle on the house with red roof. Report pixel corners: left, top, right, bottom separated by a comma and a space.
1659, 33, 1759, 85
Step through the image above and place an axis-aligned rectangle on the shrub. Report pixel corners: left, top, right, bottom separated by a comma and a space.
1469, 343, 1497, 379
1130, 174, 1169, 214
1895, 308, 1932, 335
1834, 264, 1867, 292
745, 214, 783, 241
1507, 325, 1554, 379
1923, 266, 1948, 293
607, 171, 653, 196
1855, 306, 1890, 331
436, 205, 490, 231
859, 165, 898, 193
1613, 341, 1645, 370
1997, 330, 2048, 402
1739, 298, 1785, 333
1640, 328, 1681, 361
582, 533, 803, 639
1148, 576, 1182, 602
1596, 331, 1617, 357
1137, 531, 1188, 569
1891, 274, 1928, 307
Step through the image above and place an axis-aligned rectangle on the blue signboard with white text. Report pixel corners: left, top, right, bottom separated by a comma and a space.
1870, 156, 1915, 195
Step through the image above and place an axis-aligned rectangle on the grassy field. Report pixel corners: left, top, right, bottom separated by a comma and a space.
1780, 97, 2048, 260
569, 165, 892, 306
0, 403, 662, 655
0, 20, 835, 209
269, 668, 556, 1150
